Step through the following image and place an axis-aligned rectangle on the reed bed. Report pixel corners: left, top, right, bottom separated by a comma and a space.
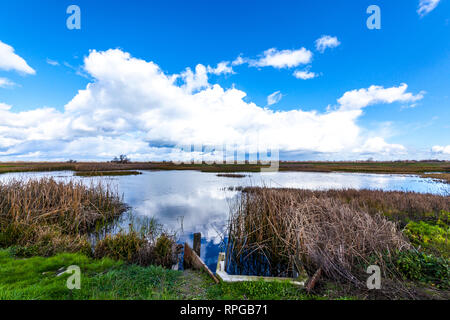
75, 171, 142, 177
239, 187, 449, 225
217, 173, 247, 178
227, 188, 449, 288
0, 178, 127, 255
422, 173, 450, 184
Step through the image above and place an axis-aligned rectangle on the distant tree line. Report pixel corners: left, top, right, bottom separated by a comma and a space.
111, 155, 131, 164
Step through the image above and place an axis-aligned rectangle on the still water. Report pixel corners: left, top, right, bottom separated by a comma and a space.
1, 170, 448, 271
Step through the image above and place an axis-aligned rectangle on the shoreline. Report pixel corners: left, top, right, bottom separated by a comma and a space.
0, 161, 449, 175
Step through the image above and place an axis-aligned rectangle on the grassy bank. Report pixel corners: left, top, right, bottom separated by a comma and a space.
0, 161, 448, 175
74, 171, 142, 177
0, 248, 348, 300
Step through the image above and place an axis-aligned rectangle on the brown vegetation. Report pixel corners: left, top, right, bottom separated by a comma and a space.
240, 187, 449, 225
217, 173, 247, 178
75, 171, 142, 177
0, 178, 182, 267
422, 173, 450, 184
0, 160, 448, 175
0, 178, 127, 256
227, 188, 449, 294
94, 232, 181, 268
278, 161, 450, 174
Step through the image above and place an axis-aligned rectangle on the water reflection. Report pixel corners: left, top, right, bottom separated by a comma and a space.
0, 169, 448, 271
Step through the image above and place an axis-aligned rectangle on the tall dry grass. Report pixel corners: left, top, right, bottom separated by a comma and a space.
227, 188, 449, 287
0, 178, 127, 255
239, 188, 449, 225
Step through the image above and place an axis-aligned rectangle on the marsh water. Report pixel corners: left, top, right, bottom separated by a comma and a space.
0, 170, 448, 271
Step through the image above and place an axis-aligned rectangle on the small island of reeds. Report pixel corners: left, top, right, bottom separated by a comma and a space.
216, 173, 247, 178
74, 171, 143, 177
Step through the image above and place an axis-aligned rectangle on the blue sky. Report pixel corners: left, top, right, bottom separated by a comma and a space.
0, 0, 449, 161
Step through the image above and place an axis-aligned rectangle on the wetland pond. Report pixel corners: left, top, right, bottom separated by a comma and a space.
0, 170, 448, 271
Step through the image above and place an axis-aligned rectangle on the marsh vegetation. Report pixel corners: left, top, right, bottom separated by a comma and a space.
0, 178, 126, 256
0, 160, 448, 175
74, 171, 142, 177
216, 173, 247, 178
0, 167, 448, 300
0, 178, 179, 268
226, 188, 449, 299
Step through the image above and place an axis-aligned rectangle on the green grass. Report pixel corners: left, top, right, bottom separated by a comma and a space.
395, 251, 449, 289
404, 216, 449, 258
0, 248, 183, 300
0, 249, 121, 299
72, 264, 182, 300
179, 270, 351, 300
207, 279, 317, 300
0, 249, 335, 300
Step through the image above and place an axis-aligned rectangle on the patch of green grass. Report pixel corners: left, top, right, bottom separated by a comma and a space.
0, 249, 389, 300
178, 270, 354, 300
207, 279, 322, 300
404, 217, 449, 258
0, 249, 341, 300
0, 249, 121, 300
0, 249, 183, 300
395, 251, 449, 289
73, 264, 181, 300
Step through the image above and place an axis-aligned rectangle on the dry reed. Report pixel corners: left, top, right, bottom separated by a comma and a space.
226, 188, 448, 287
0, 178, 127, 255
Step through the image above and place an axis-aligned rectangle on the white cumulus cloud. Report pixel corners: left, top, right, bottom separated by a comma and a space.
432, 145, 450, 154
267, 91, 283, 106
315, 35, 341, 53
337, 84, 424, 111
46, 58, 60, 66
0, 40, 35, 75
0, 49, 426, 161
418, 0, 441, 17
232, 55, 246, 66
293, 70, 317, 80
0, 77, 15, 88
0, 102, 12, 111
353, 137, 406, 155
207, 61, 234, 75
180, 64, 209, 93
250, 47, 313, 69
